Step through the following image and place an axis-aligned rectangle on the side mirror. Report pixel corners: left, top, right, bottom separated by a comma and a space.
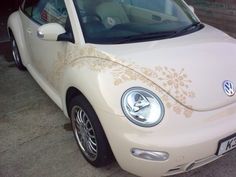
188, 5, 195, 13
37, 23, 66, 41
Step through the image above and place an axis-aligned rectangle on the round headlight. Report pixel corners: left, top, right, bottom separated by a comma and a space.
121, 87, 165, 127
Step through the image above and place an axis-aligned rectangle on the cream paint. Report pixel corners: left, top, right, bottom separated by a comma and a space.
7, 0, 236, 177
95, 24, 236, 111
59, 43, 195, 117
37, 23, 66, 41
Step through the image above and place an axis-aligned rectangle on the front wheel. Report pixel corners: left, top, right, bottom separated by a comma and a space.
10, 35, 26, 70
69, 95, 113, 167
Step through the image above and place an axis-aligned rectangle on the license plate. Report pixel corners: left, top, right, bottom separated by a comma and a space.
216, 133, 236, 156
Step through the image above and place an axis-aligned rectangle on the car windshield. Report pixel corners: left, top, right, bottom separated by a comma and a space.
73, 0, 201, 44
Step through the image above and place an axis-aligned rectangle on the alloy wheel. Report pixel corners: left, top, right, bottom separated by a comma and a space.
71, 106, 98, 161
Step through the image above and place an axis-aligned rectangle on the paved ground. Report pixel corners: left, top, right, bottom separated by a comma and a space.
0, 55, 235, 177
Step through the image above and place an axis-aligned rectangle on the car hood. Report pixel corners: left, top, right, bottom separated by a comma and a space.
94, 25, 236, 111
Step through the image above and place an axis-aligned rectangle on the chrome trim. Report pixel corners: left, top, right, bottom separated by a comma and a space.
131, 148, 169, 161
12, 39, 20, 64
223, 80, 235, 97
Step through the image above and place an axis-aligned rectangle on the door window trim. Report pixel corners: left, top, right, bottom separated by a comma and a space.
20, 0, 75, 43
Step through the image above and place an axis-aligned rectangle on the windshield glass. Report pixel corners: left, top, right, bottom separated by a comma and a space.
73, 0, 200, 44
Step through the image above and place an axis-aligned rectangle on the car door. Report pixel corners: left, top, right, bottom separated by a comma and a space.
20, 0, 71, 105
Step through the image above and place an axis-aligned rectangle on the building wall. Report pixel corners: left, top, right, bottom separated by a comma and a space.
0, 0, 22, 59
186, 0, 236, 38
0, 0, 22, 12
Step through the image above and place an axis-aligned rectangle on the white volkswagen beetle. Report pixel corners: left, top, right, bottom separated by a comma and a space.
8, 0, 236, 176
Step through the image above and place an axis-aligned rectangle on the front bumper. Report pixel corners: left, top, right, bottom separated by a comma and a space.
96, 102, 236, 177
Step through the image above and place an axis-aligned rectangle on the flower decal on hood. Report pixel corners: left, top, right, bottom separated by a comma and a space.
110, 65, 195, 118
53, 44, 195, 118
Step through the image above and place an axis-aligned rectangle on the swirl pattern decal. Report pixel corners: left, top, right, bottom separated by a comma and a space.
52, 44, 195, 118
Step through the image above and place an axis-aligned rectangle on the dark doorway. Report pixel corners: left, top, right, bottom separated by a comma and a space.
0, 0, 22, 60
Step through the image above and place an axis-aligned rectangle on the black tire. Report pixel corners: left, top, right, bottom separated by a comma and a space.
10, 35, 26, 70
69, 95, 113, 167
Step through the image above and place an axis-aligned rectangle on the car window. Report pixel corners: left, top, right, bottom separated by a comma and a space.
74, 0, 199, 44
130, 0, 166, 13
23, 0, 68, 27
23, 0, 39, 16
117, 0, 176, 15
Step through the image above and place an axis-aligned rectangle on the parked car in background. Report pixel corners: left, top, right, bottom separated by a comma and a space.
7, 0, 236, 176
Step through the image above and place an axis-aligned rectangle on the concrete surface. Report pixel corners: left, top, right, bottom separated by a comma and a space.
0, 55, 235, 177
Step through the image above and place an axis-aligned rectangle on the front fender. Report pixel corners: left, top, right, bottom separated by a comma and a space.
7, 11, 30, 66
60, 56, 168, 118
58, 43, 192, 120
60, 62, 126, 118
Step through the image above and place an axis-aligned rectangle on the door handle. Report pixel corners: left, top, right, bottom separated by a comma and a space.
26, 28, 32, 34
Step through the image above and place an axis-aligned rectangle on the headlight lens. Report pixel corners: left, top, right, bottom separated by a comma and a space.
121, 87, 164, 127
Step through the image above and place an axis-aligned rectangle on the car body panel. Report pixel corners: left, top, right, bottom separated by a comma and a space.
97, 102, 236, 177
95, 24, 236, 112
7, 0, 236, 177
19, 9, 65, 108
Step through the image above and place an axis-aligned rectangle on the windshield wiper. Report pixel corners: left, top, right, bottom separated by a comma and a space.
171, 22, 203, 37
114, 22, 203, 44
115, 31, 176, 44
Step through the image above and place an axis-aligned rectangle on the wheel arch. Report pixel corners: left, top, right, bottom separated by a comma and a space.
65, 86, 83, 117
64, 85, 114, 151
61, 63, 127, 164
61, 68, 109, 118
66, 85, 115, 165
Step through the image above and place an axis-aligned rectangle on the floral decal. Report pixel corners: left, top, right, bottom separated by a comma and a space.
52, 44, 195, 118
110, 65, 195, 118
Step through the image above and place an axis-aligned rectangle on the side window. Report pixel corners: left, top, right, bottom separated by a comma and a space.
32, 0, 68, 27
23, 0, 68, 27
23, 0, 39, 16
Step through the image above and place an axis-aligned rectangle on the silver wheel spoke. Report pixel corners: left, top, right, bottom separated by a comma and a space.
12, 40, 20, 64
77, 111, 83, 123
87, 129, 96, 138
71, 106, 98, 161
75, 122, 81, 133
89, 137, 97, 147
88, 141, 97, 155
85, 118, 90, 126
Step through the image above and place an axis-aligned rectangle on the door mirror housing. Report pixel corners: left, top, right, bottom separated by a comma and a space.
37, 23, 73, 42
